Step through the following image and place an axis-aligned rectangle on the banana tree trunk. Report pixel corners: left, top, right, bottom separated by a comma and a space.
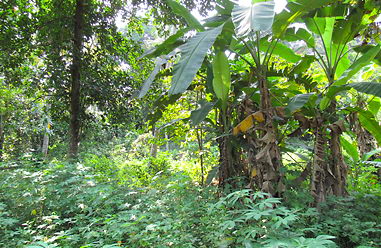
327, 121, 348, 197
218, 135, 235, 186
311, 116, 327, 204
311, 116, 348, 205
253, 74, 284, 196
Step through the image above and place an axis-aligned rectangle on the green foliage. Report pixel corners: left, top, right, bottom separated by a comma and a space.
169, 24, 224, 94
295, 195, 381, 248
0, 161, 338, 247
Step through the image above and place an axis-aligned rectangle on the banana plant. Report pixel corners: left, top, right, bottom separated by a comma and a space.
140, 0, 348, 195
280, 2, 380, 203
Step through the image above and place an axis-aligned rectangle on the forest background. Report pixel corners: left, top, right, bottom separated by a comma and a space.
1, 0, 381, 247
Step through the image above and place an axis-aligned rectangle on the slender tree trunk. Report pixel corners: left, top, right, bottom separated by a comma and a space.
42, 127, 49, 157
195, 128, 204, 185
0, 115, 4, 162
68, 0, 85, 158
150, 127, 158, 158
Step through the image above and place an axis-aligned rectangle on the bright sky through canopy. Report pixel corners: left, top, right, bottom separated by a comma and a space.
193, 0, 287, 22
231, 0, 287, 13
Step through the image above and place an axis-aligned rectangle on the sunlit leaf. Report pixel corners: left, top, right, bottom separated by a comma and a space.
232, 1, 275, 37
212, 51, 231, 110
165, 0, 204, 31
286, 93, 315, 114
190, 100, 216, 126
169, 25, 224, 95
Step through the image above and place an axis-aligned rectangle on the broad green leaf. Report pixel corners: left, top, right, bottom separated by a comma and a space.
321, 17, 336, 64
190, 100, 216, 126
286, 93, 315, 114
165, 0, 204, 31
291, 55, 316, 74
206, 165, 219, 185
319, 85, 349, 110
273, 0, 335, 37
362, 148, 381, 161
335, 45, 381, 86
283, 27, 316, 48
216, 0, 234, 16
212, 51, 231, 110
138, 57, 168, 98
140, 28, 190, 59
259, 38, 301, 63
232, 0, 275, 37
368, 98, 381, 117
304, 17, 326, 36
358, 110, 381, 146
347, 82, 381, 98
334, 46, 350, 78
315, 4, 347, 18
320, 45, 381, 110
354, 44, 381, 66
340, 135, 359, 163
332, 10, 363, 45
169, 25, 224, 95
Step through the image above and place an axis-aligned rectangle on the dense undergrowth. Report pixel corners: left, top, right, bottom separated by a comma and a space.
1, 139, 381, 248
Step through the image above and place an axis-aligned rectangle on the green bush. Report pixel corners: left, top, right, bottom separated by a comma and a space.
293, 194, 381, 248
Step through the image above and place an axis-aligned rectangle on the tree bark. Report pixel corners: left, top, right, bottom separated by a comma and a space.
311, 116, 327, 205
253, 74, 284, 196
0, 114, 4, 162
327, 120, 348, 197
42, 129, 49, 157
68, 0, 85, 158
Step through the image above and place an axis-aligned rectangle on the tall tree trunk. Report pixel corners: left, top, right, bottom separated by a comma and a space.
42, 122, 50, 157
0, 114, 4, 162
68, 0, 85, 158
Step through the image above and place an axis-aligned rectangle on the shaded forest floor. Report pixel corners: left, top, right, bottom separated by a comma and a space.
1, 140, 381, 248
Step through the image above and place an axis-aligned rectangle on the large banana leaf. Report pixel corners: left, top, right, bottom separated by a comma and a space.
335, 45, 381, 86
358, 110, 381, 146
169, 25, 224, 95
138, 57, 168, 98
273, 0, 335, 37
340, 135, 359, 163
320, 45, 381, 110
212, 51, 231, 110
283, 27, 316, 48
232, 0, 275, 37
259, 38, 301, 63
285, 93, 315, 114
347, 82, 381, 98
354, 44, 381, 66
140, 28, 190, 59
165, 0, 204, 31
190, 100, 216, 126
319, 82, 381, 110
